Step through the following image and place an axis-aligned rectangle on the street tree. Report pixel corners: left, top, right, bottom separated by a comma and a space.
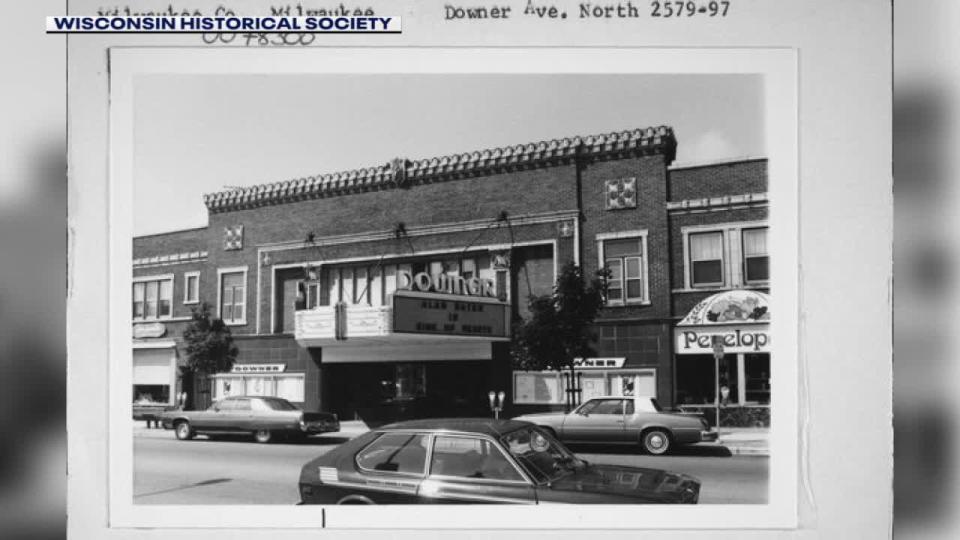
510, 262, 609, 410
181, 302, 238, 404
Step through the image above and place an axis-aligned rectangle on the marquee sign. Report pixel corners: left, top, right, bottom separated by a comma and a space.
392, 291, 509, 338
132, 322, 166, 339
397, 270, 496, 298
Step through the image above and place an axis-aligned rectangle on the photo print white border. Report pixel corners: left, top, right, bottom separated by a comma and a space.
103, 47, 797, 530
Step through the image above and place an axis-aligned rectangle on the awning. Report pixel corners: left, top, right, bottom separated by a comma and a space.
675, 290, 770, 355
133, 348, 175, 385
678, 290, 770, 326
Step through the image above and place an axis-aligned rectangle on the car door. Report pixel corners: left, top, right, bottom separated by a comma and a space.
561, 398, 628, 443
195, 399, 231, 431
353, 432, 430, 503
420, 435, 536, 504
225, 397, 254, 431
248, 398, 276, 430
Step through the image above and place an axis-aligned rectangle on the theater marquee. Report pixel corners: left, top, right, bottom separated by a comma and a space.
392, 290, 510, 339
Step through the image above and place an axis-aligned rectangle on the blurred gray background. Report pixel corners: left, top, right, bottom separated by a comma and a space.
0, 1, 950, 539
0, 2, 66, 540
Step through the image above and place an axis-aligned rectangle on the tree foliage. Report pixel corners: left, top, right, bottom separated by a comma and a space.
181, 302, 238, 375
510, 262, 609, 372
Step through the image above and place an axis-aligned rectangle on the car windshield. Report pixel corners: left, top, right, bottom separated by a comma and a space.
259, 398, 298, 411
500, 426, 585, 484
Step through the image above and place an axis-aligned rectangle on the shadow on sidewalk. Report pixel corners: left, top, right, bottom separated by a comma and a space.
564, 442, 733, 458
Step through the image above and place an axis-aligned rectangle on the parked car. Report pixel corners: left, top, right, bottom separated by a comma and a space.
513, 396, 717, 455
297, 418, 700, 504
160, 396, 340, 443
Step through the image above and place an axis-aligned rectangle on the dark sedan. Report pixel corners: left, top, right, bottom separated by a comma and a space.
298, 418, 700, 504
160, 395, 339, 443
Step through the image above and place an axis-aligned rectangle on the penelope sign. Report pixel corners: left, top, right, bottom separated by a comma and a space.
674, 326, 770, 354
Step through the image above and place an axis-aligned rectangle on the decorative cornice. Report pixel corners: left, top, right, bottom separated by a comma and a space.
133, 250, 208, 268
204, 126, 677, 213
666, 193, 768, 213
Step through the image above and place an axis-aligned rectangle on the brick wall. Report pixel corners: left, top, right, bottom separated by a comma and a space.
581, 155, 672, 321
133, 227, 207, 257
668, 159, 767, 201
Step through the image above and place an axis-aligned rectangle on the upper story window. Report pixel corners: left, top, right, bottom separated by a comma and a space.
303, 255, 490, 309
183, 272, 200, 304
742, 228, 769, 283
133, 276, 173, 321
218, 268, 247, 325
682, 222, 769, 290
689, 232, 725, 287
597, 232, 649, 305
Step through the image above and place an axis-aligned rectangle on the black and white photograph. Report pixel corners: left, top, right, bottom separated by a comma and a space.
112, 48, 797, 525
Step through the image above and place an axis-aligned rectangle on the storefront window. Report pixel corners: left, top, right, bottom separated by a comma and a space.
354, 267, 369, 304
744, 354, 771, 404
133, 384, 170, 405
676, 355, 717, 405
395, 364, 426, 401
514, 369, 656, 405
213, 373, 304, 403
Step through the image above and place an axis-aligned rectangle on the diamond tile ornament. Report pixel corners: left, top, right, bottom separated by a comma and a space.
224, 225, 244, 250
605, 177, 637, 210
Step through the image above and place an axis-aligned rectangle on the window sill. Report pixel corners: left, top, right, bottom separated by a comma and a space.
603, 300, 651, 308
183, 300, 200, 305
672, 285, 769, 294
133, 316, 174, 323
224, 320, 247, 327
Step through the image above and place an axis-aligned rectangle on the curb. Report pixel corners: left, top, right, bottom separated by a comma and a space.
717, 442, 769, 456
724, 445, 769, 456
133, 428, 368, 440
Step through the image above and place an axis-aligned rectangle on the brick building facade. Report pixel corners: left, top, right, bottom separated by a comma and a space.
131, 126, 770, 427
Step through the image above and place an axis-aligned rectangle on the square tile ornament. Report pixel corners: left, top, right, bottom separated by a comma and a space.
223, 224, 244, 250
605, 177, 638, 210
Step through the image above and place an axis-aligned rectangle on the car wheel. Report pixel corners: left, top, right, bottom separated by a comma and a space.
174, 421, 194, 441
253, 429, 273, 444
642, 429, 671, 455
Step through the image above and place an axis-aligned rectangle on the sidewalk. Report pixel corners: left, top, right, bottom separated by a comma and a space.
714, 427, 769, 456
133, 420, 370, 440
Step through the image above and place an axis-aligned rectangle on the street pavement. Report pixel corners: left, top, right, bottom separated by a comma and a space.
134, 433, 767, 505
